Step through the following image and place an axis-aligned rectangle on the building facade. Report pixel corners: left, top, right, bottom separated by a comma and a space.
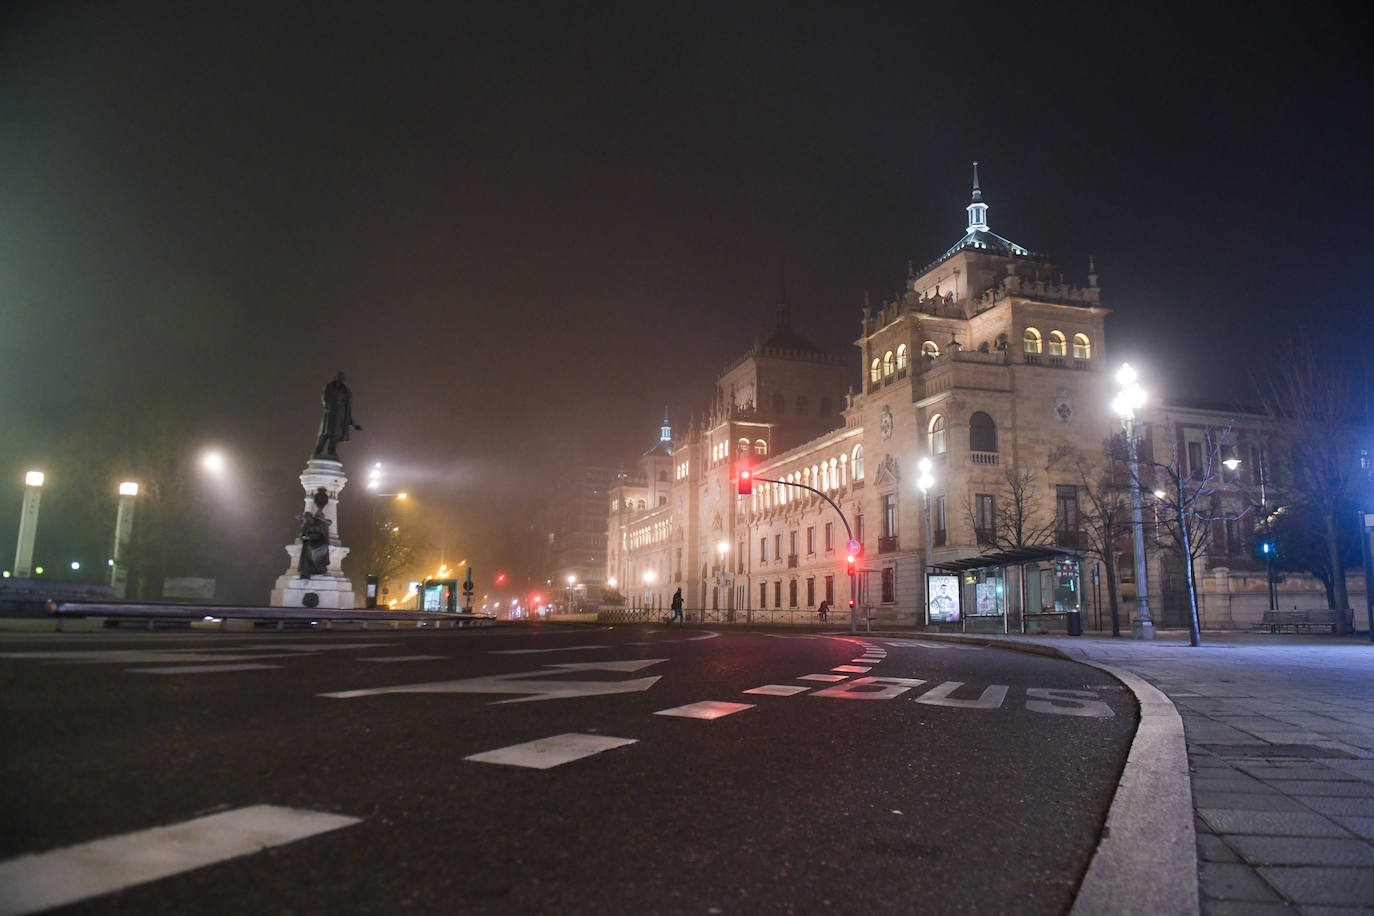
605, 170, 1371, 630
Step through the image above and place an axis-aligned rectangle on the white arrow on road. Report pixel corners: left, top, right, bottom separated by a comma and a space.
318, 658, 668, 704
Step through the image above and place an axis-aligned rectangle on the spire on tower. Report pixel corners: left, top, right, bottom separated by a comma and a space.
660, 408, 672, 443
966, 160, 989, 234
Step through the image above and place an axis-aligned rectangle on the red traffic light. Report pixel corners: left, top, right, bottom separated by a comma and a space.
845, 554, 856, 576
496, 573, 506, 584
848, 599, 855, 608
532, 594, 541, 603
737, 468, 753, 495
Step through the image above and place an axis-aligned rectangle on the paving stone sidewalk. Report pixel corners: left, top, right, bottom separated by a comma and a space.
984, 631, 1374, 915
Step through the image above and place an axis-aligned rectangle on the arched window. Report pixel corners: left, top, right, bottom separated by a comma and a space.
1073, 333, 1091, 359
883, 351, 894, 377
772, 391, 785, 413
754, 439, 767, 456
839, 453, 848, 486
869, 359, 881, 385
819, 463, 829, 491
896, 344, 908, 374
829, 458, 838, 489
922, 340, 939, 359
852, 445, 865, 481
796, 395, 809, 415
929, 414, 947, 455
1048, 330, 1067, 357
738, 437, 750, 454
637, 499, 647, 510
969, 411, 997, 453
1023, 327, 1042, 354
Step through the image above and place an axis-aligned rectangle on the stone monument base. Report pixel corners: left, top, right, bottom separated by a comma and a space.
270, 458, 357, 609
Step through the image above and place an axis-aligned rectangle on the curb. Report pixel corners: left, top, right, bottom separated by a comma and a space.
903, 633, 1199, 916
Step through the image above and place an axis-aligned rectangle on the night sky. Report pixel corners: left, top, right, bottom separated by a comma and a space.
3, 1, 1370, 600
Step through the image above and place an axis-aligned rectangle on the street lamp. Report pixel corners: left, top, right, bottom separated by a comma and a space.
1112, 363, 1155, 640
13, 470, 44, 578
566, 574, 576, 614
110, 481, 139, 597
200, 450, 226, 476
917, 457, 935, 627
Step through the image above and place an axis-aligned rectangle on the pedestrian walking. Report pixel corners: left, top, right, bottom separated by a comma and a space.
669, 588, 685, 626
817, 599, 830, 624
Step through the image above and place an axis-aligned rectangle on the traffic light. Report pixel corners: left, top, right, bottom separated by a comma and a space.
848, 599, 855, 609
496, 573, 506, 584
846, 554, 856, 576
737, 467, 752, 495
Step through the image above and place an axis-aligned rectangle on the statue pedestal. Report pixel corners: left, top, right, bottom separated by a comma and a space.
270, 458, 357, 609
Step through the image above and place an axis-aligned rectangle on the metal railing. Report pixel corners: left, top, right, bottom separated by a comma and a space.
598, 605, 864, 627
45, 600, 495, 631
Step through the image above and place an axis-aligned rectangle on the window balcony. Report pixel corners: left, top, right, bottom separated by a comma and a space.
970, 451, 999, 465
1023, 353, 1041, 366
1056, 529, 1085, 550
878, 535, 899, 554
975, 527, 995, 546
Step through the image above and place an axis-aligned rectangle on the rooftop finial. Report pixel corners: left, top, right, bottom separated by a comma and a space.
966, 160, 989, 233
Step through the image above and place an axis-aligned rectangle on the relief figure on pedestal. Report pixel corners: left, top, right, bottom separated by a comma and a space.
298, 488, 332, 579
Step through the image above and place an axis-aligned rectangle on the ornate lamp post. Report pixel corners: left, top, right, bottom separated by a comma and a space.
1112, 363, 1155, 640
13, 471, 45, 579
917, 457, 935, 627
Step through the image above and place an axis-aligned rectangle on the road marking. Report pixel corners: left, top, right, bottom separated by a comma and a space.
914, 681, 1009, 709
743, 685, 810, 696
318, 658, 667, 704
126, 664, 282, 674
0, 804, 360, 916
832, 665, 871, 673
465, 734, 637, 769
358, 655, 447, 663
1026, 688, 1115, 717
655, 701, 754, 719
1, 650, 306, 664
798, 674, 847, 682
488, 646, 611, 654
812, 676, 927, 700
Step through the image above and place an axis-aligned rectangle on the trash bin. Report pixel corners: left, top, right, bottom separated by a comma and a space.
1066, 610, 1082, 636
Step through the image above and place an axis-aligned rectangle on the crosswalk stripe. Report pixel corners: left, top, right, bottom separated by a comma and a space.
0, 805, 360, 916
125, 664, 281, 674
654, 701, 754, 719
465, 734, 637, 769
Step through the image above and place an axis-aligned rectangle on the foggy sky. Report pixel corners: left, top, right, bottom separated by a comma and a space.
3, 1, 1370, 597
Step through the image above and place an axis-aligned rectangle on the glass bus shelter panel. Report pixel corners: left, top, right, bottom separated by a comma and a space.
961, 568, 1008, 635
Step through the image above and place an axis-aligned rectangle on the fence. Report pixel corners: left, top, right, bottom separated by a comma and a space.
597, 605, 864, 627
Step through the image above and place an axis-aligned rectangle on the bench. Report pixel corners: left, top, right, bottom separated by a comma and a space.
1255, 609, 1339, 634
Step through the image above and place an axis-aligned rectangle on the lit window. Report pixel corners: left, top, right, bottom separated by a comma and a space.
883, 351, 894, 377
852, 445, 865, 480
929, 414, 947, 455
922, 340, 939, 359
1048, 330, 1066, 357
1073, 333, 1091, 359
870, 359, 881, 384
754, 439, 767, 456
1023, 327, 1042, 354
896, 344, 908, 373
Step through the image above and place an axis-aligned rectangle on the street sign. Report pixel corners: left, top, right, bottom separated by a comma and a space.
846, 539, 861, 556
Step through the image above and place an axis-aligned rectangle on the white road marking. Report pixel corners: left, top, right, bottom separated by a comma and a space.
1026, 688, 1115, 717
319, 658, 667, 704
832, 665, 871, 673
465, 734, 637, 769
914, 681, 1009, 709
0, 804, 360, 916
798, 674, 847, 682
1, 651, 306, 664
358, 655, 447, 663
812, 676, 927, 700
488, 646, 611, 654
126, 664, 282, 674
743, 685, 810, 696
655, 700, 754, 719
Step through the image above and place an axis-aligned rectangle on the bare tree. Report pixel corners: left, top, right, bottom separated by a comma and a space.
1050, 443, 1134, 636
1254, 342, 1371, 635
1135, 422, 1248, 646
964, 466, 1057, 551
353, 520, 421, 601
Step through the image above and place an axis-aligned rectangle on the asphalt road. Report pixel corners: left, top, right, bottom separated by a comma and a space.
0, 623, 1136, 915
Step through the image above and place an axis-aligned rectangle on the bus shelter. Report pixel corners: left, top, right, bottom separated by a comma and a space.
928, 546, 1085, 636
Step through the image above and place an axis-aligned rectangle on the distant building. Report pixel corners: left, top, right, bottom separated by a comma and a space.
540, 464, 617, 607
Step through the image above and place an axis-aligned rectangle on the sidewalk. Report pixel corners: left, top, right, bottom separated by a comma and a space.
920, 629, 1374, 915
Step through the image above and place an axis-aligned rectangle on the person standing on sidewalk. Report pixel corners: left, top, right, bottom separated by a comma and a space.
669, 588, 685, 626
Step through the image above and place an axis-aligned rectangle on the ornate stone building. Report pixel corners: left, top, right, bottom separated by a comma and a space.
605, 168, 1370, 630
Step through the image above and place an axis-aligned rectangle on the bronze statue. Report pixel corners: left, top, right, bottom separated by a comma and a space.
312, 371, 361, 459
297, 488, 332, 578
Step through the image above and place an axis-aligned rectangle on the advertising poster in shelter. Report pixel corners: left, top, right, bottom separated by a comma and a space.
927, 574, 960, 623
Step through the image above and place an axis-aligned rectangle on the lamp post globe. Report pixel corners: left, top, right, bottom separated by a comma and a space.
13, 470, 46, 579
